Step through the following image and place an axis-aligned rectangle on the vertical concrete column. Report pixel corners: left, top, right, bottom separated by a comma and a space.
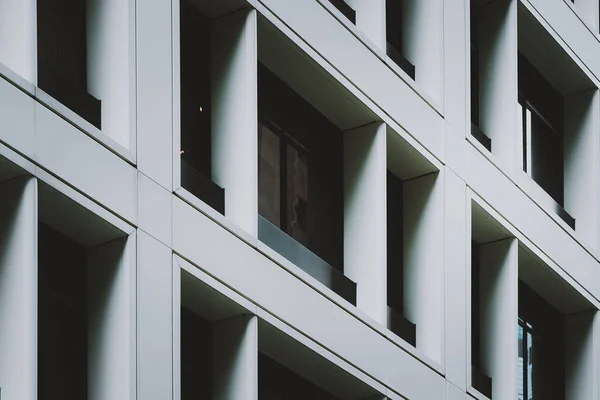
402, 0, 443, 105
87, 233, 136, 400
212, 9, 258, 238
565, 310, 598, 400
444, 170, 468, 389
478, 237, 518, 400
564, 89, 599, 251
0, 0, 37, 83
478, 0, 518, 169
343, 122, 387, 325
404, 171, 444, 364
87, 0, 134, 149
136, 0, 173, 189
0, 177, 38, 400
345, 0, 386, 49
444, 0, 468, 136
213, 315, 258, 400
137, 232, 173, 400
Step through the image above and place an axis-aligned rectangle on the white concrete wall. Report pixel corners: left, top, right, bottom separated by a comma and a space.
402, 0, 443, 106
564, 89, 599, 251
87, 234, 136, 400
211, 9, 258, 237
478, 0, 519, 169
345, 0, 386, 49
87, 0, 134, 149
478, 238, 518, 400
344, 122, 387, 325
0, 177, 37, 400
0, 0, 36, 83
565, 310, 598, 400
403, 172, 444, 364
213, 315, 258, 400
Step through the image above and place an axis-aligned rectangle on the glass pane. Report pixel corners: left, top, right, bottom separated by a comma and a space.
258, 123, 281, 227
286, 144, 309, 246
527, 331, 533, 400
518, 324, 524, 400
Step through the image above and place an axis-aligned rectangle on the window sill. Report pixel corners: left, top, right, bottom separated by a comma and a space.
471, 123, 491, 152
258, 215, 356, 305
180, 159, 225, 215
386, 306, 416, 347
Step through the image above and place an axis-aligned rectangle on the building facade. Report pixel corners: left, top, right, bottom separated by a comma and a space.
0, 0, 599, 399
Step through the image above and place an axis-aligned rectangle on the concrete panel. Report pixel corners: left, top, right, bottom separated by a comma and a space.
212, 9, 258, 237
344, 122, 387, 324
213, 315, 258, 400
172, 196, 445, 399
444, 169, 468, 389
136, 0, 173, 189
0, 177, 37, 400
0, 76, 35, 158
564, 89, 599, 252
565, 310, 596, 400
0, 0, 36, 83
139, 172, 172, 247
345, 0, 386, 49
478, 0, 519, 170
257, 0, 445, 160
465, 142, 600, 305
404, 172, 444, 364
34, 103, 137, 224
478, 238, 518, 400
87, 233, 136, 400
138, 232, 173, 400
87, 0, 135, 150
444, 0, 468, 136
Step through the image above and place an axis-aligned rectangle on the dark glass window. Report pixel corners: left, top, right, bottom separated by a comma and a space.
37, 0, 101, 128
257, 63, 355, 305
518, 53, 564, 206
386, 0, 416, 79
259, 120, 310, 248
386, 171, 415, 346
181, 308, 212, 400
517, 281, 565, 400
38, 223, 87, 400
328, 0, 356, 24
179, 0, 224, 214
470, 6, 491, 151
259, 354, 338, 400
471, 242, 492, 398
258, 63, 343, 271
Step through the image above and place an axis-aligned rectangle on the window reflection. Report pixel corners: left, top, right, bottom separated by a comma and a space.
258, 123, 281, 228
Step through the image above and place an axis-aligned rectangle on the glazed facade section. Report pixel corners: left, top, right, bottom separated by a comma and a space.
0, 0, 600, 399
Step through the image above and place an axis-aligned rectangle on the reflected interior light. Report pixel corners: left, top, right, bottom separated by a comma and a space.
180, 150, 185, 155
199, 106, 203, 112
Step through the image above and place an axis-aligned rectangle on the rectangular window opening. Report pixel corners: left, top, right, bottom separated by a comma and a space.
257, 63, 354, 305
37, 0, 101, 128
328, 0, 356, 24
386, 0, 416, 80
386, 170, 416, 346
179, 0, 225, 214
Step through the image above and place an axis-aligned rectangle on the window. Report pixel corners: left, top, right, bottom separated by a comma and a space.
38, 223, 87, 400
257, 63, 353, 304
386, 0, 416, 79
470, 4, 491, 151
386, 171, 416, 346
179, 0, 225, 214
181, 307, 212, 400
517, 281, 565, 400
37, 0, 101, 128
328, 0, 356, 24
258, 121, 309, 248
518, 53, 573, 228
471, 241, 492, 398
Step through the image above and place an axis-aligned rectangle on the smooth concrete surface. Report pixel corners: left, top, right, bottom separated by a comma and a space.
0, 0, 598, 399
